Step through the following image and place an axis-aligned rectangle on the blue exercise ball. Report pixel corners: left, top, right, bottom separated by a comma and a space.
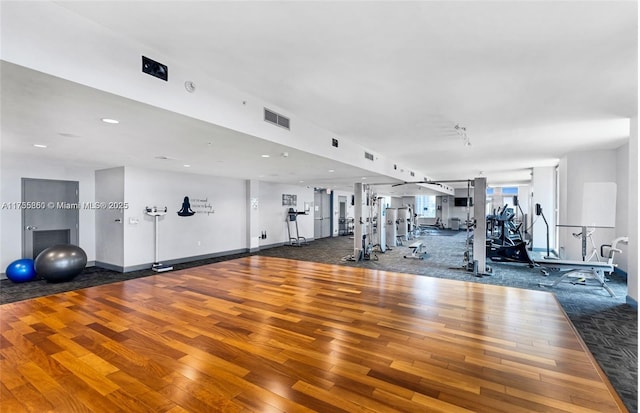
35, 244, 87, 283
5, 258, 37, 283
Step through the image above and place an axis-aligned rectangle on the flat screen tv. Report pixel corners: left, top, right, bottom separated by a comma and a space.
454, 197, 473, 207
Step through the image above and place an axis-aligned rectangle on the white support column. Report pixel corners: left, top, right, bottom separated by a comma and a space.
473, 177, 487, 275
377, 198, 386, 252
353, 183, 364, 261
628, 116, 638, 306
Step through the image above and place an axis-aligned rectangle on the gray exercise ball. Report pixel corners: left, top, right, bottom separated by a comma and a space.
35, 244, 87, 282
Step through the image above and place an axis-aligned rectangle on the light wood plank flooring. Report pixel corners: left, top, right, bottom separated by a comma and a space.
0, 256, 627, 412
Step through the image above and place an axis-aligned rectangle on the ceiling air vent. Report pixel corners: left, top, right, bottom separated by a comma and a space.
410, 171, 415, 177
364, 152, 374, 161
332, 138, 339, 148
264, 108, 290, 130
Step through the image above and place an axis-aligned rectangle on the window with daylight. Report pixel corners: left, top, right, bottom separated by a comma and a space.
415, 195, 436, 218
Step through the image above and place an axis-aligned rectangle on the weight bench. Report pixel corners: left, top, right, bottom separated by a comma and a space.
536, 236, 627, 297
404, 241, 426, 260
537, 259, 615, 296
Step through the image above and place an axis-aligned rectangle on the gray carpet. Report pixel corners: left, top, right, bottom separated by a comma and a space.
1, 231, 636, 412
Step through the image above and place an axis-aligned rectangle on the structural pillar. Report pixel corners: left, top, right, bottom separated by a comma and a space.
473, 177, 487, 275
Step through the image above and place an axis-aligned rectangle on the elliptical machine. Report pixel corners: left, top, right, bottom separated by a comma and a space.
486, 204, 535, 265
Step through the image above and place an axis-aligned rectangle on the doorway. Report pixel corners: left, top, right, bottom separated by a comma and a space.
338, 196, 348, 235
314, 189, 332, 239
22, 178, 79, 259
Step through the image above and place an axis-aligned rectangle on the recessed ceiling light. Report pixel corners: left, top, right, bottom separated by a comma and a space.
183, 164, 191, 168
299, 180, 304, 183
33, 144, 47, 148
261, 154, 270, 158
328, 169, 335, 173
101, 118, 119, 124
362, 177, 367, 180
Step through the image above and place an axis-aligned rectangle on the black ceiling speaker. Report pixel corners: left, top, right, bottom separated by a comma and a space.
142, 56, 168, 81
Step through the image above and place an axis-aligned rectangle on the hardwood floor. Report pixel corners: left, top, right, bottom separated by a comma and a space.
0, 256, 627, 412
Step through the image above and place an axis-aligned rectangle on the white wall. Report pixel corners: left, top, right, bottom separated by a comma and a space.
258, 182, 314, 246
95, 167, 125, 267
615, 143, 630, 272
1, 156, 318, 274
532, 166, 556, 253
122, 167, 247, 268
558, 151, 617, 261
247, 180, 260, 251
1, 155, 96, 275
627, 117, 638, 304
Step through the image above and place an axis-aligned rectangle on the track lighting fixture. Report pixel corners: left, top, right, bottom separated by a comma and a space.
455, 123, 471, 147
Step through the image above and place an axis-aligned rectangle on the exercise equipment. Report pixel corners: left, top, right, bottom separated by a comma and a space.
145, 206, 173, 272
460, 178, 492, 276
350, 183, 385, 261
338, 217, 354, 236
35, 244, 87, 282
513, 196, 531, 243
416, 216, 444, 235
385, 208, 398, 247
356, 234, 378, 261
5, 258, 37, 283
538, 236, 628, 297
371, 198, 386, 253
536, 203, 551, 258
397, 207, 409, 241
572, 229, 599, 261
485, 204, 534, 265
286, 208, 308, 246
404, 241, 426, 260
557, 223, 615, 261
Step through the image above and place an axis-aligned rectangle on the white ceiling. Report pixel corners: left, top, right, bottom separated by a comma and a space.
1, 61, 393, 191
1, 1, 636, 194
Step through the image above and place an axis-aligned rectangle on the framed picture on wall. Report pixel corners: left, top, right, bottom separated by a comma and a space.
282, 194, 297, 206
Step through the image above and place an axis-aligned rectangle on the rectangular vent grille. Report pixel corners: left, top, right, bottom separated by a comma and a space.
332, 138, 339, 148
364, 152, 374, 161
410, 171, 415, 177
264, 108, 290, 130
142, 56, 168, 81
394, 164, 397, 170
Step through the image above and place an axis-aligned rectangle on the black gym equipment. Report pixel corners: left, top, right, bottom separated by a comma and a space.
536, 203, 552, 259
485, 204, 535, 265
286, 208, 308, 246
